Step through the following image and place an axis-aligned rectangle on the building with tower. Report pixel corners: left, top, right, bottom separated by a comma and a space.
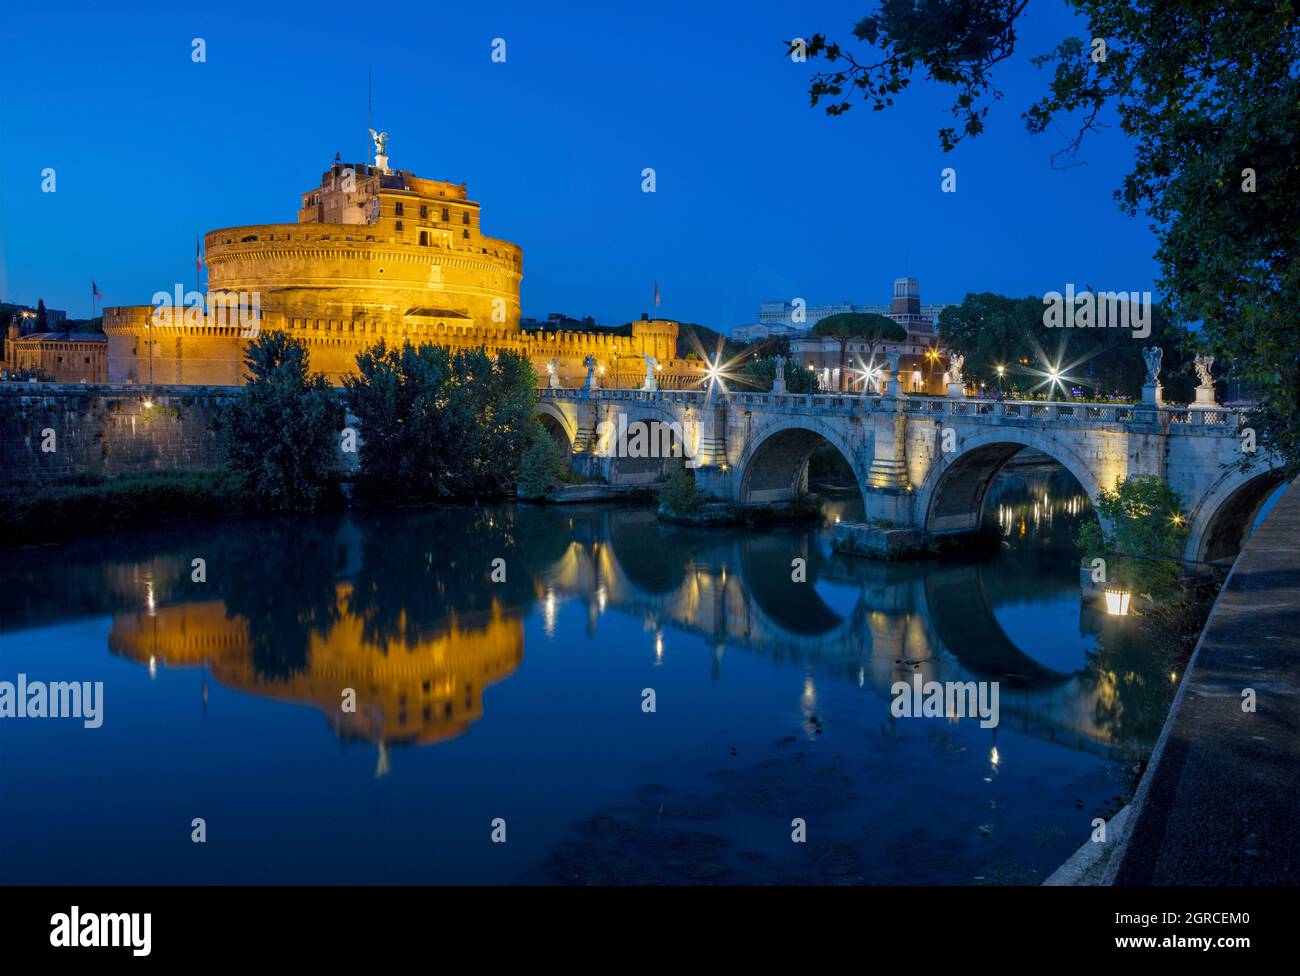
101, 134, 694, 389
786, 278, 954, 393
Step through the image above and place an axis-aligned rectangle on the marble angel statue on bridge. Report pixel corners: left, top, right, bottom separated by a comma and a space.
641, 354, 658, 392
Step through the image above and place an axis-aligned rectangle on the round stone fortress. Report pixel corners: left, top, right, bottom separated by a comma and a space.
104, 140, 686, 387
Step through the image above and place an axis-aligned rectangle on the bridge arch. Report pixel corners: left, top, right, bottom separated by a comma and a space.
734, 419, 867, 506
534, 401, 576, 455
923, 563, 1075, 687
600, 410, 690, 486
915, 428, 1109, 537
1185, 463, 1287, 564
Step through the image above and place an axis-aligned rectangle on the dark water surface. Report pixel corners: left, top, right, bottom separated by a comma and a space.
0, 466, 1176, 883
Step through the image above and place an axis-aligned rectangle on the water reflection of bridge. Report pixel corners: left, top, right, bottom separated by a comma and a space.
544, 507, 1129, 759
0, 503, 1142, 762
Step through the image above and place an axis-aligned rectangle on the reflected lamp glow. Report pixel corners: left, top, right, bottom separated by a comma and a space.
1104, 589, 1132, 616
542, 587, 557, 637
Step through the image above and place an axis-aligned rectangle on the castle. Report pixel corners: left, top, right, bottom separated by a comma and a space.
102, 134, 691, 389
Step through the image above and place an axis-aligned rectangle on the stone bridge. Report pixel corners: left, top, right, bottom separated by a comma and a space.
535, 385, 1285, 565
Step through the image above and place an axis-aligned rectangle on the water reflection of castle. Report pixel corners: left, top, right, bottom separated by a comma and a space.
109, 585, 522, 747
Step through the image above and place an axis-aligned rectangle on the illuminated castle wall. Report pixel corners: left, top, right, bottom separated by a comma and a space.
103, 145, 691, 388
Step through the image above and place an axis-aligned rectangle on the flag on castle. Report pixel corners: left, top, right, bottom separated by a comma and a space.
196, 235, 204, 272
653, 280, 661, 309
92, 280, 102, 302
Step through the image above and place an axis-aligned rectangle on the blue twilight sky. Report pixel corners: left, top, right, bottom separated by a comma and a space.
0, 0, 1160, 330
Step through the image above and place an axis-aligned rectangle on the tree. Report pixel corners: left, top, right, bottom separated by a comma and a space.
516, 422, 574, 499
659, 459, 705, 516
739, 355, 821, 393
345, 341, 537, 501
223, 331, 344, 513
795, 1, 1300, 466
937, 292, 1195, 400
1076, 475, 1189, 601
812, 312, 906, 391
677, 322, 750, 365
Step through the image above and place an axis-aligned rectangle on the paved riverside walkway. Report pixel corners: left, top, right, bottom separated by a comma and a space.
1107, 478, 1300, 884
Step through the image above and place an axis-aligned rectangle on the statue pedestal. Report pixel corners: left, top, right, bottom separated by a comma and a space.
947, 382, 966, 399
1191, 385, 1217, 408
1142, 383, 1163, 406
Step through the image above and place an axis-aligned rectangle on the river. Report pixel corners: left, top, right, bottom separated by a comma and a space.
0, 462, 1177, 883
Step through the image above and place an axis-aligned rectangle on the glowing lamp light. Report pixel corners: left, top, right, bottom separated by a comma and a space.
1104, 589, 1132, 616
142, 398, 154, 409
996, 365, 1006, 376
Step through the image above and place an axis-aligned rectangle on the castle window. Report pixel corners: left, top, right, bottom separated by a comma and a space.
462, 211, 469, 224
241, 235, 257, 242
462, 229, 469, 239
395, 220, 403, 231
394, 202, 404, 216
419, 205, 428, 219
442, 207, 449, 221
419, 231, 429, 246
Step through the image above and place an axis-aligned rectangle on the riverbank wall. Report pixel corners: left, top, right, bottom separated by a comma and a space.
0, 384, 237, 481
1104, 477, 1300, 884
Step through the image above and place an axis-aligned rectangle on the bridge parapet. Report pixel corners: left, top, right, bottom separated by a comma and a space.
537, 388, 1249, 427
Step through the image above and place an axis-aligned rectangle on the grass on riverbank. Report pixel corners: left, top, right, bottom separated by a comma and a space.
0, 469, 257, 547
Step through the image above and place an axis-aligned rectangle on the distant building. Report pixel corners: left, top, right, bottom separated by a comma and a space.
731, 322, 805, 343
1, 319, 108, 383
743, 278, 952, 337
785, 279, 954, 394
521, 312, 599, 332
